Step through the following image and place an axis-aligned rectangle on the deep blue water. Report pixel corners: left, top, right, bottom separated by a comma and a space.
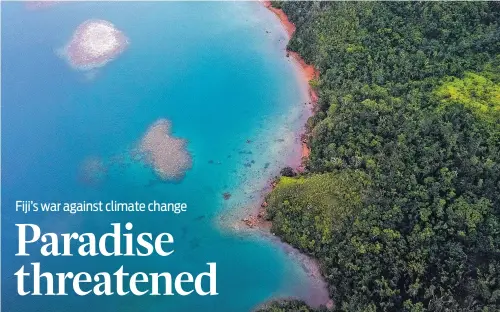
1, 2, 313, 311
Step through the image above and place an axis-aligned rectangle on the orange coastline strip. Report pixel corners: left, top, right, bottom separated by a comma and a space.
263, 1, 319, 161
263, 1, 297, 37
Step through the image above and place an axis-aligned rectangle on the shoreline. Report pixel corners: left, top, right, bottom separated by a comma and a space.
233, 2, 332, 309
262, 1, 319, 164
214, 1, 330, 309
259, 1, 333, 308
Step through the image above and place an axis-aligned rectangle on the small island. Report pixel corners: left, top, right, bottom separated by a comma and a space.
63, 20, 128, 70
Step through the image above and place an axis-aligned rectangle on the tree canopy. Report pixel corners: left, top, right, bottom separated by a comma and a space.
261, 2, 500, 311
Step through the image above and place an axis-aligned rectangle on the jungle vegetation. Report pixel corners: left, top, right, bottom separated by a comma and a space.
261, 2, 500, 311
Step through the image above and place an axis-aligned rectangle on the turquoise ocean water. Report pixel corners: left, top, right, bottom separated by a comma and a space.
1, 2, 316, 311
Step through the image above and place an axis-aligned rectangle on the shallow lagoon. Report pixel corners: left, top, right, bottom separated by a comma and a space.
2, 2, 315, 311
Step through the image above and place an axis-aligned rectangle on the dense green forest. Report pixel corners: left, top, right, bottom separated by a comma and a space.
261, 2, 500, 311
256, 300, 326, 312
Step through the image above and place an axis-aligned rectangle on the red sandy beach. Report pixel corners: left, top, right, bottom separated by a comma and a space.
263, 1, 319, 161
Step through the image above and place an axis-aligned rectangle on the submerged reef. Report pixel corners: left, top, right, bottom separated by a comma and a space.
78, 156, 107, 185
63, 19, 129, 70
139, 119, 192, 181
25, 1, 58, 10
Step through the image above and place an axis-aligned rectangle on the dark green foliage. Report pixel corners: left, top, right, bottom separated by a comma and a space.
263, 2, 500, 311
255, 300, 327, 312
280, 166, 297, 177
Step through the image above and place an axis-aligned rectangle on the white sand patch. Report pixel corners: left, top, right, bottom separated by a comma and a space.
63, 19, 128, 70
77, 22, 121, 58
